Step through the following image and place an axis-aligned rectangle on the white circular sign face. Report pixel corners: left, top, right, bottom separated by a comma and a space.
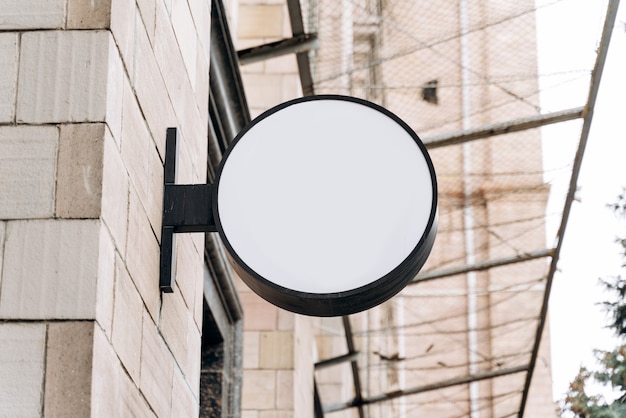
214, 95, 437, 316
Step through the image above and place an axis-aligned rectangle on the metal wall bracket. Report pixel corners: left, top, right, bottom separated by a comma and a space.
160, 128, 217, 293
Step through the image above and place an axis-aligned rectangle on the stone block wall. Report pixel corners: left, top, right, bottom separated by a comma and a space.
0, 0, 211, 416
238, 277, 315, 418
233, 2, 317, 417
236, 1, 302, 118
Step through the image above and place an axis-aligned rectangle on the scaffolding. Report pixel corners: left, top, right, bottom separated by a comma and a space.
235, 0, 621, 416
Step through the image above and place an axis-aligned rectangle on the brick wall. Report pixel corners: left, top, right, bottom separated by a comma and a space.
0, 0, 211, 416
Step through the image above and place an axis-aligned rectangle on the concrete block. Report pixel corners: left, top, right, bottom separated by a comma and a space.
278, 309, 295, 331
281, 74, 303, 101
242, 370, 276, 410
171, 364, 199, 418
133, 8, 176, 158
238, 0, 285, 5
0, 323, 46, 416
137, 0, 157, 44
259, 332, 294, 370
249, 107, 266, 119
96, 224, 116, 337
276, 370, 294, 410
159, 292, 189, 365
154, 1, 195, 112
145, 135, 165, 232
234, 273, 253, 293
0, 125, 58, 219
0, 222, 5, 285
120, 75, 150, 202
195, 39, 210, 114
0, 0, 65, 29
160, 289, 201, 396
174, 234, 203, 315
17, 31, 110, 123
110, 0, 137, 80
67, 0, 112, 29
119, 73, 163, 232
243, 74, 283, 110
293, 315, 314, 415
153, 1, 207, 172
238, 4, 284, 39
159, 290, 188, 357
240, 292, 278, 331
240, 59, 266, 75
175, 234, 205, 331
243, 331, 260, 369
111, 253, 144, 386
56, 123, 105, 219
44, 321, 94, 417
125, 186, 161, 320
171, 0, 197, 88
105, 38, 125, 145
91, 325, 156, 417
89, 326, 118, 417
0, 219, 100, 319
101, 128, 129, 256
117, 363, 157, 417
187, 323, 202, 398
140, 312, 174, 418
189, 0, 211, 53
265, 54, 299, 75
259, 411, 294, 418
0, 33, 18, 122
179, 111, 208, 181
173, 107, 204, 185
192, 245, 205, 331
163, 0, 173, 14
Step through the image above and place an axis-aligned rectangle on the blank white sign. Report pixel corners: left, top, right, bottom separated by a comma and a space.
216, 97, 434, 294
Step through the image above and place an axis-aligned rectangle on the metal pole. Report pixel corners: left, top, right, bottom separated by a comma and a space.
518, 1, 622, 416
343, 316, 365, 418
237, 34, 318, 65
423, 107, 585, 149
315, 352, 361, 369
411, 248, 554, 284
323, 365, 527, 413
286, 0, 315, 95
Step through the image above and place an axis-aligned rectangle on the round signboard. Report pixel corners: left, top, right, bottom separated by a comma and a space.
213, 95, 437, 316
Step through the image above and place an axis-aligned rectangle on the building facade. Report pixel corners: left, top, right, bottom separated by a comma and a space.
0, 0, 558, 417
0, 0, 210, 416
234, 0, 558, 416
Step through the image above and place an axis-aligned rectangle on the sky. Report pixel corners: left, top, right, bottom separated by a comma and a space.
537, 0, 626, 406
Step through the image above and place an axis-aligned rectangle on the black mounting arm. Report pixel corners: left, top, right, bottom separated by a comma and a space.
160, 128, 217, 293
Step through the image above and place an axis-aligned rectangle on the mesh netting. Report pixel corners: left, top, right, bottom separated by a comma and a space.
306, 0, 610, 416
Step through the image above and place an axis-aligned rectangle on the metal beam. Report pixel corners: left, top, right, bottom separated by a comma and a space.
238, 34, 318, 65
315, 352, 361, 369
314, 379, 325, 418
203, 0, 248, 323
209, 0, 250, 143
286, 0, 315, 95
518, 1, 621, 416
423, 107, 584, 149
324, 365, 527, 413
343, 316, 365, 418
410, 248, 554, 284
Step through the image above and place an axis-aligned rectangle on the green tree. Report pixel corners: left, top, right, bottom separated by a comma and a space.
562, 190, 626, 417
